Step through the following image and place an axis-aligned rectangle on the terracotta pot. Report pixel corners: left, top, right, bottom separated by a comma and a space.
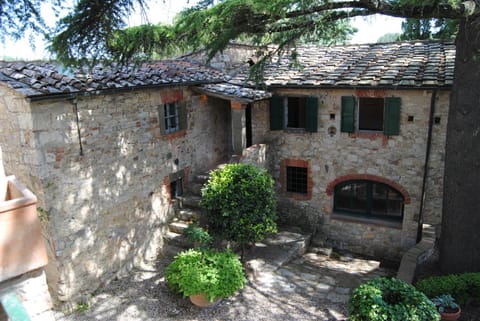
189, 293, 221, 307
0, 176, 48, 282
439, 307, 461, 321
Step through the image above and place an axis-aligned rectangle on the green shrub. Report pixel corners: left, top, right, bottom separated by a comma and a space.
348, 277, 440, 321
416, 272, 480, 304
200, 164, 277, 255
184, 223, 212, 250
165, 249, 245, 302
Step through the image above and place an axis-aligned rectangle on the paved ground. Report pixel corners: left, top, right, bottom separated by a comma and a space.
56, 232, 394, 321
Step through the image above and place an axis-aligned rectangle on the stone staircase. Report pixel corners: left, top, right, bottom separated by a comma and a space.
163, 172, 209, 252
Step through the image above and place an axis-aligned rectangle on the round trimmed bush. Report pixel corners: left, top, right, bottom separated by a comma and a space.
348, 277, 440, 321
200, 164, 277, 250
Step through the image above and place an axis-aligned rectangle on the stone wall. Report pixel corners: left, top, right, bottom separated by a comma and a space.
184, 43, 257, 74
0, 85, 230, 305
250, 88, 449, 260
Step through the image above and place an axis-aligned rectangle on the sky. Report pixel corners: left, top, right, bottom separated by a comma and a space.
0, 1, 404, 60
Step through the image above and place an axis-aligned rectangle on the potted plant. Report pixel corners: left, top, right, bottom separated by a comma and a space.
165, 248, 245, 307
431, 294, 461, 321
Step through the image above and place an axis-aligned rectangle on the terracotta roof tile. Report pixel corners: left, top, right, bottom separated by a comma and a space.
0, 59, 224, 98
230, 41, 455, 89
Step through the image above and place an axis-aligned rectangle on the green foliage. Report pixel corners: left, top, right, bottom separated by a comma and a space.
49, 0, 153, 67
165, 249, 245, 302
348, 277, 440, 321
73, 302, 89, 313
377, 33, 401, 43
200, 164, 277, 248
184, 223, 213, 250
399, 18, 458, 41
416, 272, 480, 304
431, 294, 459, 313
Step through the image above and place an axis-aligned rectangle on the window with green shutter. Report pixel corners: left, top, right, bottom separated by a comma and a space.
384, 97, 401, 136
341, 96, 356, 133
269, 96, 284, 130
158, 101, 187, 135
270, 95, 318, 132
305, 96, 318, 132
340, 96, 401, 136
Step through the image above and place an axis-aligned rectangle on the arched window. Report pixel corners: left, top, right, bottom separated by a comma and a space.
334, 180, 404, 222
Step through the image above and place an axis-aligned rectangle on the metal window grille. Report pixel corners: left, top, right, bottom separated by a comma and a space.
286, 166, 308, 194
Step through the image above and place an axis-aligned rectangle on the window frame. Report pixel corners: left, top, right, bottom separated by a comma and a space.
333, 180, 404, 223
284, 97, 307, 130
340, 96, 401, 136
164, 102, 180, 134
270, 95, 318, 132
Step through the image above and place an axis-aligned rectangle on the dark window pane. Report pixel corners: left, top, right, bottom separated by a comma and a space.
359, 98, 384, 131
334, 180, 404, 221
287, 97, 306, 128
286, 166, 308, 194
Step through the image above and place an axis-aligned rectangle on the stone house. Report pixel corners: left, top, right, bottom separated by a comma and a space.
202, 41, 455, 261
0, 40, 455, 304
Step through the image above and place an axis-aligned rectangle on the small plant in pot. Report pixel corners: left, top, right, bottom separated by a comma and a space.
165, 248, 245, 307
431, 294, 461, 321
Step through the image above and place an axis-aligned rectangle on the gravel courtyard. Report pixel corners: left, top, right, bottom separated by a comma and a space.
55, 247, 394, 321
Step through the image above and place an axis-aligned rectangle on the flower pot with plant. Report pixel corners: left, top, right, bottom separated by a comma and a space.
165, 248, 245, 307
431, 294, 461, 321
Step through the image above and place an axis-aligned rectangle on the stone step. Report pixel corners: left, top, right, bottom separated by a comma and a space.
177, 194, 202, 209
162, 243, 187, 259
169, 220, 189, 234
185, 182, 204, 196
246, 230, 312, 274
164, 231, 192, 250
176, 208, 201, 222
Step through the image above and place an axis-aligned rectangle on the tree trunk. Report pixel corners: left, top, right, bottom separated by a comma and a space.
440, 14, 480, 273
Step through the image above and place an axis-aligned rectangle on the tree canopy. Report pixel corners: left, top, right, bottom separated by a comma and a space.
0, 0, 477, 66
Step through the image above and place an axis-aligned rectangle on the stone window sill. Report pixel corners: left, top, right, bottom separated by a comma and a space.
331, 212, 402, 229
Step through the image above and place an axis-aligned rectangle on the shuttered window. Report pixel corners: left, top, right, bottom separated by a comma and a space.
305, 96, 318, 132
270, 96, 318, 132
341, 96, 356, 133
384, 97, 401, 136
158, 101, 187, 135
270, 96, 284, 130
340, 96, 401, 136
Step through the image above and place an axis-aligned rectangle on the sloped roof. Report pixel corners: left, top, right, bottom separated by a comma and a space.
229, 41, 455, 89
0, 59, 225, 99
194, 83, 272, 103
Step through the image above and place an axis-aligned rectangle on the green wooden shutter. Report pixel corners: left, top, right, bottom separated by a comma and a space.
384, 97, 401, 136
341, 96, 355, 133
157, 104, 166, 134
305, 96, 318, 132
178, 101, 188, 131
270, 95, 284, 130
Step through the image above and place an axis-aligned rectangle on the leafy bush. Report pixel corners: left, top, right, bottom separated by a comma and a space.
416, 272, 480, 304
431, 294, 459, 313
184, 223, 212, 250
165, 249, 245, 302
348, 277, 440, 321
200, 164, 277, 253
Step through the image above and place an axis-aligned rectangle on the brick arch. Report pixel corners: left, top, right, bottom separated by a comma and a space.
326, 174, 411, 204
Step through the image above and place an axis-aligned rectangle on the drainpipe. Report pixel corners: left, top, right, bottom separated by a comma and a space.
72, 99, 84, 156
417, 89, 437, 243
